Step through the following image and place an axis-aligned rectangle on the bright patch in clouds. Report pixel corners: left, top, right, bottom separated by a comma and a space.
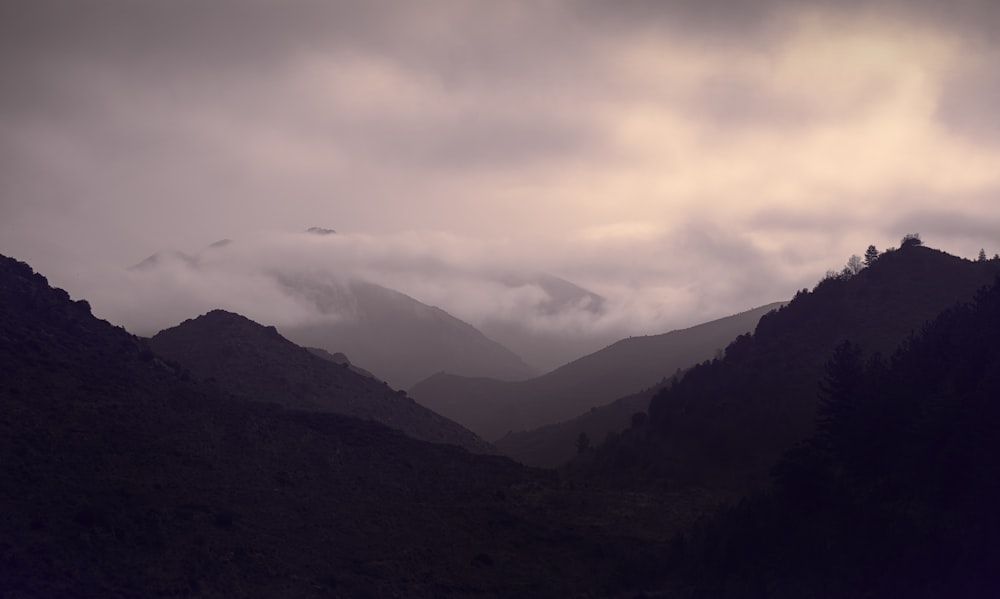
2, 0, 999, 344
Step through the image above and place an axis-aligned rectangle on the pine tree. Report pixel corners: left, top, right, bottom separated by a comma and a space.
864, 245, 880, 266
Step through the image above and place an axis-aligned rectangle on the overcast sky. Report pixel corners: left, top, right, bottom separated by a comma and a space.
2, 0, 1000, 340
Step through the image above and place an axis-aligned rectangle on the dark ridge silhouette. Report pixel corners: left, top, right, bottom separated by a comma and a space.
411, 302, 784, 441
149, 310, 493, 453
575, 244, 1000, 494
667, 275, 1000, 597
495, 383, 665, 468
0, 253, 708, 597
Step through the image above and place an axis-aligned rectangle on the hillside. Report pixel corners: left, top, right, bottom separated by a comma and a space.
576, 244, 1000, 493
411, 302, 784, 441
495, 385, 663, 468
304, 345, 378, 380
130, 243, 536, 389
278, 278, 535, 388
667, 273, 1000, 597
0, 253, 711, 597
149, 310, 493, 453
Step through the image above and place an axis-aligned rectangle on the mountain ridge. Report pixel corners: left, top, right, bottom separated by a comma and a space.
576, 243, 1000, 493
411, 302, 784, 441
127, 240, 538, 388
148, 309, 494, 453
0, 252, 704, 597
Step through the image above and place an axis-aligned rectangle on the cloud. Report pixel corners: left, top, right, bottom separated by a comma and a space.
2, 0, 1000, 352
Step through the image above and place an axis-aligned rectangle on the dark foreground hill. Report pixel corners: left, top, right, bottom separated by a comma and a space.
576, 244, 1000, 494
412, 303, 783, 441
0, 254, 706, 598
149, 310, 493, 454
665, 274, 1000, 597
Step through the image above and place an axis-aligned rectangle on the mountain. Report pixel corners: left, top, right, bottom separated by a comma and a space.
0, 253, 709, 597
129, 240, 536, 389
277, 277, 535, 388
478, 273, 612, 372
128, 249, 198, 270
411, 302, 784, 442
577, 244, 1000, 494
495, 384, 663, 468
148, 310, 492, 453
669, 272, 1000, 597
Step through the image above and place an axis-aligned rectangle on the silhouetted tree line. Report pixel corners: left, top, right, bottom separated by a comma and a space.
664, 275, 1000, 597
573, 239, 1000, 494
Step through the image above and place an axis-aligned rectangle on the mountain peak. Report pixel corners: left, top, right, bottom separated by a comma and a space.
151, 308, 493, 453
165, 310, 284, 346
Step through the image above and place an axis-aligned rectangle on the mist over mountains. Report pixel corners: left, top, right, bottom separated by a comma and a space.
119, 232, 654, 386
7, 0, 1000, 594
68, 229, 798, 381
411, 302, 784, 442
0, 252, 707, 597
5, 236, 1000, 596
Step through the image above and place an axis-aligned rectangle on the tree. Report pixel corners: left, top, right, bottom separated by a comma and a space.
978, 249, 988, 262
630, 411, 648, 429
576, 432, 591, 455
900, 233, 922, 248
843, 254, 864, 276
864, 245, 880, 267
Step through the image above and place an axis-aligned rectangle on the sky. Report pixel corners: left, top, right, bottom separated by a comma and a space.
2, 0, 1000, 347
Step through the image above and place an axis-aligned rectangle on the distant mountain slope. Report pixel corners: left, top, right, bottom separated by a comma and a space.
129, 241, 536, 389
577, 244, 1000, 493
149, 310, 493, 453
480, 273, 611, 371
495, 384, 663, 468
0, 253, 704, 597
278, 278, 535, 388
411, 302, 784, 441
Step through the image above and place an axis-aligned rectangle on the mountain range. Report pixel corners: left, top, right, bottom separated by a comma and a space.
6, 237, 1000, 596
411, 302, 784, 442
275, 276, 535, 388
129, 236, 621, 388
0, 253, 704, 597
